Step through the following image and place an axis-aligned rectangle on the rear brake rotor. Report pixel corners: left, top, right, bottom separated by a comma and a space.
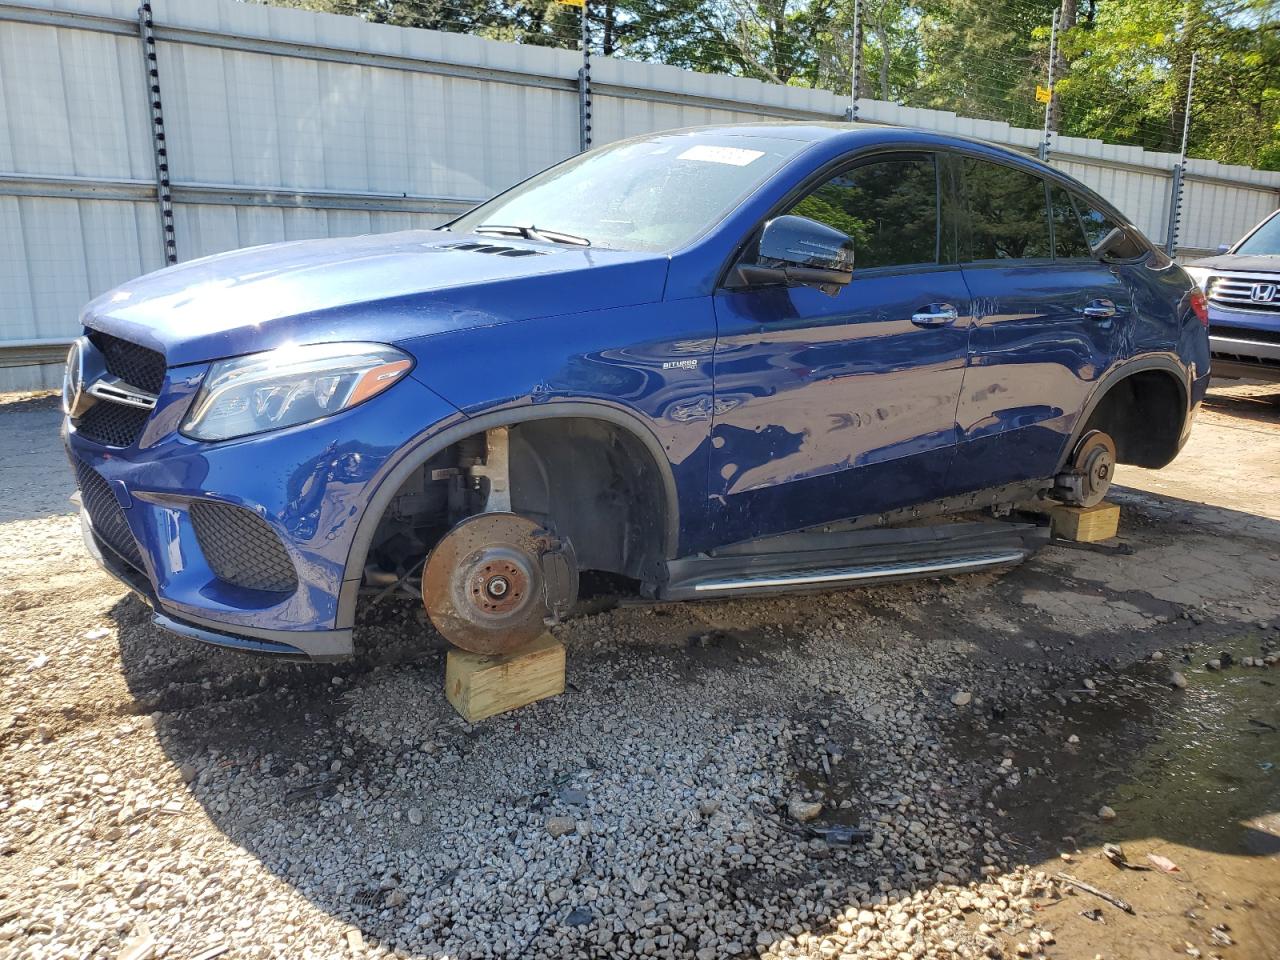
422, 513, 577, 655
1071, 430, 1117, 508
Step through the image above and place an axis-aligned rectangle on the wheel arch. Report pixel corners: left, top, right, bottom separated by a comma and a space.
1058, 356, 1192, 473
335, 401, 682, 629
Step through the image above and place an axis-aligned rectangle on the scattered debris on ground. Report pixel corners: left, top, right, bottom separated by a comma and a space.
2, 385, 1278, 959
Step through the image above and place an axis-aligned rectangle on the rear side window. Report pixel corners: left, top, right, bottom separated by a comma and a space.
787, 156, 939, 270
1050, 186, 1092, 259
962, 158, 1051, 261
1074, 198, 1122, 250
1074, 195, 1148, 259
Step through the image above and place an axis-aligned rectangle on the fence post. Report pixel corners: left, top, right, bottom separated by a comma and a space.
849, 0, 862, 121
578, 0, 592, 152
137, 3, 177, 265
1038, 7, 1059, 162
1165, 51, 1197, 257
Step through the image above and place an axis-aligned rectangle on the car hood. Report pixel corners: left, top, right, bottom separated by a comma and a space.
81, 230, 670, 367
1188, 254, 1280, 274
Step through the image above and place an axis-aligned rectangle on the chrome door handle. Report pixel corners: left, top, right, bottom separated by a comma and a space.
1081, 298, 1117, 319
910, 303, 959, 328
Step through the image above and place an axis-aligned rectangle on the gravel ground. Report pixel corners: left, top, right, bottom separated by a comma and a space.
2, 386, 1279, 960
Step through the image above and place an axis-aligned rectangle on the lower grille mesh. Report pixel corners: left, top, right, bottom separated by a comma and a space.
73, 459, 143, 570
77, 401, 151, 447
189, 501, 298, 593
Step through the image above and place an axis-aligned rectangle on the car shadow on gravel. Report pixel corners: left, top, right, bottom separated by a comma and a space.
100, 493, 1280, 959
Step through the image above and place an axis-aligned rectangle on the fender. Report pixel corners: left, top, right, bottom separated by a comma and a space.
1055, 353, 1191, 473
335, 400, 682, 629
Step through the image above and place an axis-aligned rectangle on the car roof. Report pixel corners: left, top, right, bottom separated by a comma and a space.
661, 122, 1137, 232
657, 121, 1055, 174
661, 120, 1006, 149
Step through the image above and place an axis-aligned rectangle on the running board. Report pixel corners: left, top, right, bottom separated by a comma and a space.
659, 520, 1046, 601
690, 551, 1027, 594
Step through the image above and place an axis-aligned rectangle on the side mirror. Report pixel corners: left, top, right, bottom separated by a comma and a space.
1216, 243, 1230, 255
737, 215, 854, 296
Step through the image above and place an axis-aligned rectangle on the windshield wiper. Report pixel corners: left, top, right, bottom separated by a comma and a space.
473, 223, 591, 247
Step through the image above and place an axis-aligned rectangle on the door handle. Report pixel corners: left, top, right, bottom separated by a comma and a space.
1081, 298, 1117, 319
910, 303, 959, 328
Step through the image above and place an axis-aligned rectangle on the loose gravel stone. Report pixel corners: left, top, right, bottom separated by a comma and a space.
786, 799, 823, 823
2, 394, 1278, 960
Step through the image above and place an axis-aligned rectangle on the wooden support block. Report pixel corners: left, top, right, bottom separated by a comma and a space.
445, 633, 565, 723
1049, 501, 1120, 542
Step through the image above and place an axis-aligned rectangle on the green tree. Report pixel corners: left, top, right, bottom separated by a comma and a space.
250, 0, 1280, 169
1057, 0, 1280, 168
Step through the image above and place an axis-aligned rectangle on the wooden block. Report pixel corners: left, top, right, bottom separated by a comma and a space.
1049, 501, 1120, 542
445, 633, 565, 723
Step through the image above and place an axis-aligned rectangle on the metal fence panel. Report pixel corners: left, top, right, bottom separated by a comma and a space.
1, 0, 1278, 390
1180, 168, 1277, 254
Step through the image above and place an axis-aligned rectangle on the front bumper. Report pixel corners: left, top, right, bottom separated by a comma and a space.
78, 507, 349, 658
1207, 300, 1280, 382
1208, 333, 1280, 382
68, 371, 464, 660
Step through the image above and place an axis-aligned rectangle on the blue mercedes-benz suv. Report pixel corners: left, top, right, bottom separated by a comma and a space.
63, 123, 1210, 659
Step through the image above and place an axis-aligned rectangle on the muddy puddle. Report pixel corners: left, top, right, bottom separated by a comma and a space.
957, 634, 1280, 958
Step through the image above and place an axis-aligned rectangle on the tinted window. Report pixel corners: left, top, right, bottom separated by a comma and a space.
1051, 186, 1092, 259
962, 158, 1051, 260
787, 156, 938, 269
1074, 198, 1122, 250
1074, 196, 1149, 259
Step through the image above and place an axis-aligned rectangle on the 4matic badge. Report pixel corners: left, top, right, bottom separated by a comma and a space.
662, 359, 699, 370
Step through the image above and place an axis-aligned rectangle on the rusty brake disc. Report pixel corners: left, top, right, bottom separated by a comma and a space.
422, 513, 577, 655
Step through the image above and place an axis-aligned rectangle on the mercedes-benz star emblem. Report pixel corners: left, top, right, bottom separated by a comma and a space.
62, 337, 92, 418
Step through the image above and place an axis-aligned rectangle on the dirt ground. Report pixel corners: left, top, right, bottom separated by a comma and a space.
1, 382, 1278, 960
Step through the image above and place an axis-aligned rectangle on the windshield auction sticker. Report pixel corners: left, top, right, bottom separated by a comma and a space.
676, 145, 765, 166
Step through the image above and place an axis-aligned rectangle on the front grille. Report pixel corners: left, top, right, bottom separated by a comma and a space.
73, 459, 143, 570
76, 400, 151, 447
87, 331, 167, 393
1207, 276, 1280, 315
189, 501, 298, 594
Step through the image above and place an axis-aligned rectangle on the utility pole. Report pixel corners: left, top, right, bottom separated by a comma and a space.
578, 0, 592, 152
849, 0, 862, 121
1038, 7, 1059, 162
1165, 50, 1198, 256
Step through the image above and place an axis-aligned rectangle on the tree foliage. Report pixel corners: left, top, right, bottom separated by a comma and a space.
254, 0, 1280, 169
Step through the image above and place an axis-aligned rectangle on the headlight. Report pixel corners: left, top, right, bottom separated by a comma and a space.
182, 342, 413, 441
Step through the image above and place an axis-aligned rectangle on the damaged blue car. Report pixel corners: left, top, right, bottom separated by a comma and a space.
63, 123, 1210, 659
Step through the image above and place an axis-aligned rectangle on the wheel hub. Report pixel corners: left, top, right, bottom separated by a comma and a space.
1071, 431, 1117, 508
422, 513, 577, 655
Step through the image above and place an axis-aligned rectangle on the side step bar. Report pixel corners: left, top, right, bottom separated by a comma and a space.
690, 550, 1028, 594
659, 520, 1047, 601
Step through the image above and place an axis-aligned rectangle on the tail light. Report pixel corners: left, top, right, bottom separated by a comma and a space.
1189, 287, 1209, 327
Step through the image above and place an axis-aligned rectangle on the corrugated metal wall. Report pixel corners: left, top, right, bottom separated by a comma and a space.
2, 0, 1278, 390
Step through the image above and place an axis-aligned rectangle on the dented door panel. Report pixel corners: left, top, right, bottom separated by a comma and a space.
708, 268, 971, 544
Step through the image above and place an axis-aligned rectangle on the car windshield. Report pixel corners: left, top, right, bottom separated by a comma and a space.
448, 133, 809, 253
1235, 211, 1280, 255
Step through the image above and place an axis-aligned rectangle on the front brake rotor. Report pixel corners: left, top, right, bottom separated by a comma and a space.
422, 513, 577, 655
